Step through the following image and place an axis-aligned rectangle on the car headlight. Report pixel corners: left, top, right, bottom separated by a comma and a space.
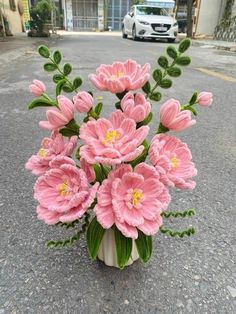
173, 22, 178, 27
138, 20, 150, 25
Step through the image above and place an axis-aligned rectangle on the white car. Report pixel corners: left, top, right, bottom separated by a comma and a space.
122, 4, 178, 42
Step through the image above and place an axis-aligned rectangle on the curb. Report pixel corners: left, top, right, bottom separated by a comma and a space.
191, 40, 236, 52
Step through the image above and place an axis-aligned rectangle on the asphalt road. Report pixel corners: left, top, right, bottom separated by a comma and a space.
0, 33, 236, 314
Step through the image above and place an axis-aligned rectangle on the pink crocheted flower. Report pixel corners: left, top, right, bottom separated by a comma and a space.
159, 99, 196, 132
34, 163, 99, 224
197, 92, 213, 107
79, 110, 149, 166
94, 163, 170, 239
25, 132, 77, 176
149, 134, 197, 190
120, 92, 151, 123
39, 95, 74, 130
80, 158, 96, 183
89, 59, 150, 94
73, 91, 94, 113
29, 79, 46, 97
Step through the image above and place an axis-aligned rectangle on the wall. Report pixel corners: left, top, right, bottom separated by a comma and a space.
0, 0, 23, 33
214, 1, 236, 41
196, 0, 226, 35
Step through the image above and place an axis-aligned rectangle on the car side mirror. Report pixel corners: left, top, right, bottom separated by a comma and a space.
129, 12, 134, 17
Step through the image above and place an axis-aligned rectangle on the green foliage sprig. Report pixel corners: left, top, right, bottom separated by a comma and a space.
38, 45, 83, 96
46, 212, 90, 248
142, 39, 192, 102
161, 209, 195, 218
159, 226, 195, 238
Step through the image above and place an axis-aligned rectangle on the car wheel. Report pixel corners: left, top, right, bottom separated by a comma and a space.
132, 25, 138, 41
122, 25, 128, 39
168, 38, 176, 43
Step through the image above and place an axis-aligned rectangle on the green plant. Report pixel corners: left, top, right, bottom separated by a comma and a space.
29, 0, 54, 34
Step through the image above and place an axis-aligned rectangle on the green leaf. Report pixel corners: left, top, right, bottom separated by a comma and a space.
149, 92, 162, 101
44, 62, 57, 72
167, 67, 182, 77
28, 97, 56, 110
59, 128, 79, 137
114, 227, 132, 269
159, 79, 172, 89
116, 91, 127, 100
166, 46, 178, 59
38, 45, 50, 58
135, 231, 152, 263
158, 56, 169, 69
53, 50, 62, 64
142, 139, 149, 150
53, 74, 64, 83
176, 56, 191, 66
86, 217, 105, 260
63, 63, 72, 76
93, 164, 106, 183
130, 142, 148, 167
75, 146, 81, 159
184, 105, 198, 116
73, 77, 83, 89
178, 38, 191, 53
65, 119, 80, 131
62, 84, 74, 93
189, 91, 198, 105
142, 81, 151, 94
152, 69, 163, 83
94, 102, 103, 115
137, 112, 153, 127
56, 79, 67, 96
115, 101, 121, 109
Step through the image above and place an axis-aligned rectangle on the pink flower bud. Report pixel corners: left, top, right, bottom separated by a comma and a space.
39, 95, 74, 130
159, 99, 196, 132
29, 79, 46, 96
197, 92, 213, 107
121, 92, 151, 122
73, 91, 94, 113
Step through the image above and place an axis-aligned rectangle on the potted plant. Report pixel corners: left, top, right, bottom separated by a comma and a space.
26, 40, 213, 269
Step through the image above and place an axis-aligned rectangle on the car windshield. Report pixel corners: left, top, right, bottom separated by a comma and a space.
136, 6, 168, 16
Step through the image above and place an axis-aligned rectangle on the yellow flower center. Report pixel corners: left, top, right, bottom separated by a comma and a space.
103, 130, 120, 145
171, 156, 179, 169
58, 180, 71, 197
38, 148, 47, 157
131, 190, 143, 207
111, 71, 124, 80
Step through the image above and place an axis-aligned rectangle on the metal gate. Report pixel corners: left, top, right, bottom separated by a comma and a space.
107, 0, 132, 30
72, 0, 98, 30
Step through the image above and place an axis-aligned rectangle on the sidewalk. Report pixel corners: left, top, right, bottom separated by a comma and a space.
0, 32, 59, 68
192, 38, 236, 52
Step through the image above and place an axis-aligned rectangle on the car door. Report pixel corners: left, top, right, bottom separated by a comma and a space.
125, 6, 135, 35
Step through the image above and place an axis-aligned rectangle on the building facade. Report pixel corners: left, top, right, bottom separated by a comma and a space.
62, 0, 132, 31
0, 0, 30, 34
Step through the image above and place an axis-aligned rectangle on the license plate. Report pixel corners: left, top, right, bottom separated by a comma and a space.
155, 26, 167, 31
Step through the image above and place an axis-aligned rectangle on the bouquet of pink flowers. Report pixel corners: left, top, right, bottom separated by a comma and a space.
26, 39, 213, 269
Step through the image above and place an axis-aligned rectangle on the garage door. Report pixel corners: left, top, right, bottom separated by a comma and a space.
72, 0, 98, 30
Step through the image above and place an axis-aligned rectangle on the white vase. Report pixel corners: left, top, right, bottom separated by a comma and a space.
97, 228, 139, 268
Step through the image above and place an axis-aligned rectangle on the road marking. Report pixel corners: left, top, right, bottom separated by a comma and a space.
195, 67, 236, 83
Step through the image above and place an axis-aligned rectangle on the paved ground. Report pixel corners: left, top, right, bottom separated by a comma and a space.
0, 33, 236, 314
